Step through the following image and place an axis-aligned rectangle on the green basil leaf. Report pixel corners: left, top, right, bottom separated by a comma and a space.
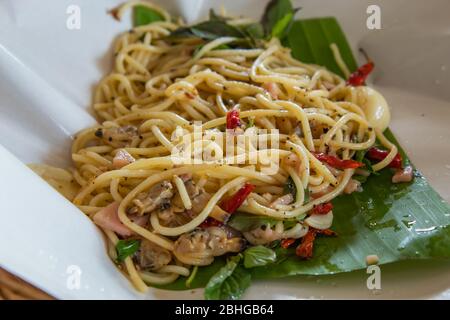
209, 9, 227, 22
271, 12, 293, 38
116, 239, 140, 262
169, 20, 246, 40
243, 246, 277, 268
204, 255, 251, 300
228, 212, 282, 232
355, 149, 367, 162
245, 117, 255, 129
242, 23, 265, 40
304, 187, 310, 203
363, 158, 380, 175
283, 176, 297, 200
261, 0, 299, 38
133, 6, 165, 27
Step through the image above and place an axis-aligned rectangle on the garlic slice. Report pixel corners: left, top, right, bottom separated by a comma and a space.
305, 211, 333, 230
282, 223, 309, 239
352, 86, 391, 131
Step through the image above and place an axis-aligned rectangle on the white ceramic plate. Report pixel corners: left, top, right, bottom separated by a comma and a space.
0, 0, 449, 300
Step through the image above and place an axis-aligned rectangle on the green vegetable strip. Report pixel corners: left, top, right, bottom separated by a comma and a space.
133, 6, 165, 27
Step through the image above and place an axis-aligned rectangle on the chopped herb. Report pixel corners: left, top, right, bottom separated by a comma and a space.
204, 255, 251, 300
243, 246, 277, 268
116, 239, 140, 262
168, 20, 246, 40
185, 266, 198, 288
283, 176, 297, 200
303, 187, 310, 203
353, 175, 369, 184
355, 149, 379, 176
133, 6, 165, 27
261, 0, 300, 39
245, 117, 255, 129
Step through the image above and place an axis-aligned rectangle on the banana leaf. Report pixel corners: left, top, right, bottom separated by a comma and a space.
160, 17, 450, 291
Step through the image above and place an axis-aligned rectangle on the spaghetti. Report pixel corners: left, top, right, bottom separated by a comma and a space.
32, 1, 404, 292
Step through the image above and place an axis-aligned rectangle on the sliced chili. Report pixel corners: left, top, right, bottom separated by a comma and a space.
316, 229, 337, 237
221, 183, 255, 214
347, 49, 375, 86
367, 147, 402, 169
295, 228, 337, 259
226, 109, 241, 130
312, 202, 333, 215
281, 238, 296, 249
296, 230, 317, 259
199, 217, 223, 228
313, 153, 364, 170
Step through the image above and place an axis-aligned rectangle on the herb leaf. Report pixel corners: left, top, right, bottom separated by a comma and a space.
243, 246, 277, 268
209, 9, 228, 22
133, 6, 165, 27
355, 149, 366, 162
245, 117, 255, 129
116, 239, 140, 262
304, 187, 310, 203
204, 255, 251, 300
242, 23, 265, 40
283, 176, 297, 200
169, 20, 246, 40
229, 212, 304, 233
261, 0, 299, 39
355, 149, 379, 175
228, 212, 282, 232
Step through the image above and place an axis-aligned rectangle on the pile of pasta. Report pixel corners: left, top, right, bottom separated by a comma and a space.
32, 3, 398, 291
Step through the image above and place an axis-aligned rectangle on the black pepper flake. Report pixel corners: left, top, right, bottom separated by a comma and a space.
95, 128, 103, 138
108, 137, 113, 142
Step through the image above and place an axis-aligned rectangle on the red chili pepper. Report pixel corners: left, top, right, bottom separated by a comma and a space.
221, 183, 255, 214
313, 153, 364, 170
226, 109, 241, 129
347, 49, 375, 86
295, 228, 337, 259
199, 217, 223, 228
296, 230, 317, 259
312, 202, 333, 215
367, 147, 402, 169
316, 229, 337, 237
281, 238, 296, 249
